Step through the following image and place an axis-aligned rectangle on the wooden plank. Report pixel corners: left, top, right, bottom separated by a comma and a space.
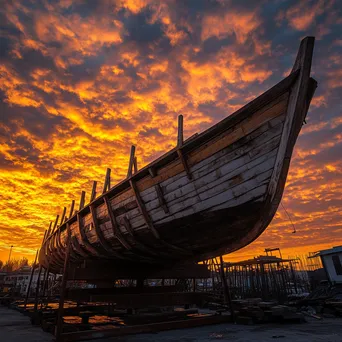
268, 37, 315, 201
51, 215, 59, 235
60, 207, 66, 226
45, 222, 53, 239
133, 156, 138, 174
68, 200, 75, 219
109, 112, 284, 220
55, 223, 72, 341
90, 181, 97, 202
129, 179, 160, 239
177, 149, 192, 180
155, 184, 169, 213
130, 179, 190, 255
89, 204, 124, 259
102, 168, 111, 193
71, 235, 88, 258
120, 216, 160, 258
156, 169, 272, 226
76, 213, 102, 257
128, 139, 279, 228
103, 195, 132, 250
60, 314, 230, 341
177, 115, 184, 147
86, 119, 282, 236
79, 191, 85, 210
127, 145, 135, 178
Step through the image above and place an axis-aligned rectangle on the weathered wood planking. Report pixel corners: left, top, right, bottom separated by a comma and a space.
40, 37, 317, 271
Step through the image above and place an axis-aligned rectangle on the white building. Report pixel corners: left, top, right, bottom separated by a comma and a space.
2, 266, 55, 296
314, 246, 342, 284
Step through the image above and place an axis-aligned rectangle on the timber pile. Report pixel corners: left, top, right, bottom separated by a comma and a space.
231, 298, 305, 324
299, 283, 342, 317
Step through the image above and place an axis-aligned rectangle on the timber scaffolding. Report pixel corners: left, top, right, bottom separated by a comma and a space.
205, 250, 315, 304
13, 256, 234, 342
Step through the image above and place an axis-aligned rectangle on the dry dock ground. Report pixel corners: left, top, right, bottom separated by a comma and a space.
1, 306, 341, 342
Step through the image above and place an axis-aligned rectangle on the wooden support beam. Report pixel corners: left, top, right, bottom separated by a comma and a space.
79, 191, 85, 210
51, 215, 59, 235
46, 222, 53, 239
176, 115, 192, 179
24, 249, 38, 310
177, 115, 184, 147
41, 265, 50, 306
127, 145, 135, 178
33, 264, 43, 314
90, 181, 97, 202
55, 224, 72, 340
68, 200, 75, 219
121, 216, 158, 258
103, 196, 132, 251
177, 149, 192, 180
219, 255, 235, 323
129, 179, 190, 256
148, 166, 157, 178
129, 179, 160, 239
89, 204, 123, 259
71, 235, 88, 258
76, 213, 101, 257
102, 168, 111, 193
133, 156, 138, 174
155, 184, 168, 213
60, 207, 66, 226
59, 313, 230, 341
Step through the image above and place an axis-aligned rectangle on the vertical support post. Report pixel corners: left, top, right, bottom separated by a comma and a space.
60, 207, 66, 226
133, 156, 138, 174
33, 265, 43, 321
55, 224, 72, 340
41, 265, 50, 298
40, 266, 49, 309
51, 215, 60, 235
46, 222, 53, 239
102, 168, 111, 193
127, 145, 135, 178
79, 191, 85, 210
68, 200, 75, 219
90, 181, 97, 202
176, 115, 192, 179
177, 115, 183, 147
219, 255, 235, 322
24, 249, 38, 310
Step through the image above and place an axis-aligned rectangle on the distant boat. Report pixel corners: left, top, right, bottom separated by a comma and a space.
39, 37, 317, 274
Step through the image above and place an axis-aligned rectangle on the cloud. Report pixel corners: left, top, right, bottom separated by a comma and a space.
0, 0, 341, 262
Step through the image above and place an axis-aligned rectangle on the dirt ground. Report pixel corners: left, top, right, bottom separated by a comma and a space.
0, 306, 341, 342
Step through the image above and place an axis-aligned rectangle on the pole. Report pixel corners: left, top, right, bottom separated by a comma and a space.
33, 264, 43, 323
7, 245, 13, 271
219, 255, 235, 322
40, 265, 50, 309
55, 224, 72, 340
24, 250, 39, 310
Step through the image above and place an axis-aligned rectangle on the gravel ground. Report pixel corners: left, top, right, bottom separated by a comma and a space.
0, 306, 341, 342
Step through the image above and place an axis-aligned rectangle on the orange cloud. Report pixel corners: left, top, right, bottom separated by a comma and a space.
0, 0, 341, 264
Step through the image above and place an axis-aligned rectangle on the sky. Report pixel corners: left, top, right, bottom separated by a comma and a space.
0, 0, 341, 264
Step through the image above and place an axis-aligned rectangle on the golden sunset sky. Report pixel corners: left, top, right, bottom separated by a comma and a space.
0, 0, 341, 264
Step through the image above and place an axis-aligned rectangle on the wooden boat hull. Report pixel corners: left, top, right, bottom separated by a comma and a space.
39, 37, 317, 274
